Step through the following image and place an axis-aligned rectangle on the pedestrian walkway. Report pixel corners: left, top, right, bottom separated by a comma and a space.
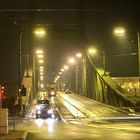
0, 131, 27, 140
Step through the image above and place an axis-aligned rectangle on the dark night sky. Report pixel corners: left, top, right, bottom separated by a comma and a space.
0, 0, 140, 95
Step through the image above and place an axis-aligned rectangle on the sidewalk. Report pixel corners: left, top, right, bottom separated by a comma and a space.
0, 131, 27, 140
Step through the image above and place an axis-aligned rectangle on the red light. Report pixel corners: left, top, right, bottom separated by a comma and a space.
0, 91, 3, 97
0, 85, 5, 98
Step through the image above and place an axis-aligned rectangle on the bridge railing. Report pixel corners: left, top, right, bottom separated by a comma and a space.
75, 54, 140, 107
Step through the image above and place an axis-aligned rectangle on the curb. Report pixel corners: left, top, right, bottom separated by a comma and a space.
22, 131, 28, 140
0, 131, 28, 140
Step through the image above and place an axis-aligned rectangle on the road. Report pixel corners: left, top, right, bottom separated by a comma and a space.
9, 91, 140, 140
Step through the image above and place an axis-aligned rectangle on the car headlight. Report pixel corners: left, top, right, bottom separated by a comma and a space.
37, 110, 41, 114
48, 109, 53, 114
51, 114, 56, 119
50, 91, 55, 95
36, 105, 41, 110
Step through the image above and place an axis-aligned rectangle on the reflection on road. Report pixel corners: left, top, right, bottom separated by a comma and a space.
12, 91, 140, 140
34, 118, 56, 133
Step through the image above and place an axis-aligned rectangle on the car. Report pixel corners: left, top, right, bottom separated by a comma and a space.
49, 87, 57, 97
36, 103, 53, 118
65, 89, 71, 94
36, 99, 52, 118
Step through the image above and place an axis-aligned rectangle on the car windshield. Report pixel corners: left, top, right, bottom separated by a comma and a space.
37, 100, 49, 105
42, 104, 50, 109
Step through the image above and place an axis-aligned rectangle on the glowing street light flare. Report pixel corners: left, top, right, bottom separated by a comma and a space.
61, 68, 64, 72
88, 48, 97, 55
114, 27, 126, 36
37, 54, 44, 58
40, 83, 44, 88
76, 53, 82, 58
40, 69, 44, 72
40, 70, 44, 74
40, 77, 43, 80
40, 72, 43, 75
34, 28, 46, 37
63, 65, 69, 70
40, 76, 43, 79
59, 72, 62, 75
57, 75, 60, 78
38, 60, 44, 64
68, 57, 75, 64
36, 50, 43, 54
39, 66, 44, 69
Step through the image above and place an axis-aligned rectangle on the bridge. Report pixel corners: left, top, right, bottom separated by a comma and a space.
14, 50, 140, 114
1, 3, 140, 139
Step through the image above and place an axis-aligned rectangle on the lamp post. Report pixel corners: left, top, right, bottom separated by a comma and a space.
75, 64, 79, 93
137, 32, 140, 76
114, 27, 140, 76
102, 51, 106, 75
18, 32, 23, 88
18, 28, 46, 114
75, 53, 82, 93
68, 57, 76, 90
18, 32, 30, 115
18, 32, 23, 114
33, 56, 36, 97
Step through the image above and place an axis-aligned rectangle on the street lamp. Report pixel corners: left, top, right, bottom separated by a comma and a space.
63, 65, 69, 70
34, 28, 46, 38
38, 60, 44, 64
76, 53, 82, 58
40, 72, 43, 75
57, 75, 60, 79
36, 49, 43, 54
114, 27, 126, 36
87, 48, 107, 75
39, 69, 44, 72
75, 53, 82, 93
61, 68, 64, 72
114, 27, 140, 76
37, 54, 44, 58
39, 66, 44, 70
68, 57, 76, 64
59, 72, 62, 75
88, 48, 97, 55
